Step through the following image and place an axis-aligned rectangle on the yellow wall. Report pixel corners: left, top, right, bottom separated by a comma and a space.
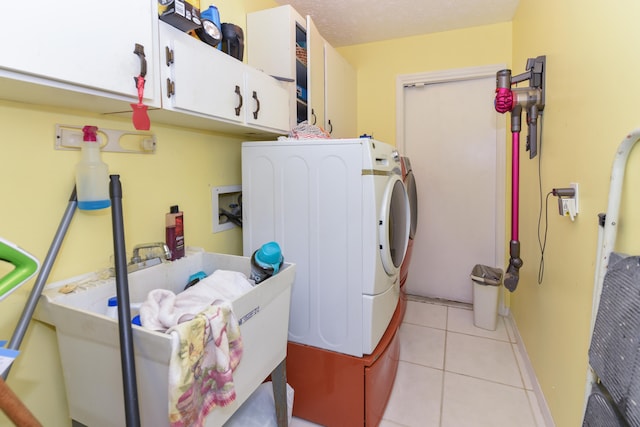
0, 104, 247, 424
510, 1, 640, 426
341, 2, 640, 426
338, 22, 513, 144
0, 3, 281, 426
6, 1, 640, 425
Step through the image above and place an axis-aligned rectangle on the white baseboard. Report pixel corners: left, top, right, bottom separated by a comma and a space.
505, 313, 556, 427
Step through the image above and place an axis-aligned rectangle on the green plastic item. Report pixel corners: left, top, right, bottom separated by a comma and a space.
0, 237, 39, 302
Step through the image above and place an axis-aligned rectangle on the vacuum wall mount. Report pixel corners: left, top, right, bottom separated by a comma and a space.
495, 55, 546, 158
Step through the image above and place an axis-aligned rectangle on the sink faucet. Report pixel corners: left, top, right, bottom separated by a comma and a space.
130, 242, 171, 264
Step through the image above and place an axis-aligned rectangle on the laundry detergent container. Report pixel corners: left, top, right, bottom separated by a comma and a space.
470, 264, 503, 331
34, 249, 295, 427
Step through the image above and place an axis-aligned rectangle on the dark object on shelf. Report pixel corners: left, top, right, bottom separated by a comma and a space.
221, 23, 244, 61
194, 5, 222, 47
158, 0, 201, 33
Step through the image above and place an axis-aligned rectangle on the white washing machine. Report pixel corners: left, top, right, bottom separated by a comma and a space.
242, 138, 410, 357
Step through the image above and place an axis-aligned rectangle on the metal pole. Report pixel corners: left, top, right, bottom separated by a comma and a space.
109, 175, 141, 427
2, 187, 78, 380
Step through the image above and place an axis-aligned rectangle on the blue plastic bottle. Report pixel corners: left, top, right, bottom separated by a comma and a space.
75, 126, 110, 210
250, 241, 284, 285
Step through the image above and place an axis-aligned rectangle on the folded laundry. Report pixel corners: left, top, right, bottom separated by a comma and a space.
139, 269, 253, 332
168, 301, 243, 427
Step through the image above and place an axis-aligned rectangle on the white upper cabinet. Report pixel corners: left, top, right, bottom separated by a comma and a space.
307, 17, 325, 129
247, 5, 357, 137
158, 21, 289, 134
247, 6, 303, 82
0, 0, 159, 110
0, 1, 289, 136
247, 5, 309, 129
244, 67, 291, 132
324, 43, 357, 139
159, 21, 245, 122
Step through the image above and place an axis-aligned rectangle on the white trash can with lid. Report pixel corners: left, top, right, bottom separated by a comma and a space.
471, 265, 503, 331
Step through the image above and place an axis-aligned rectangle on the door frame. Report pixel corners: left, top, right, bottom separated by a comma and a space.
395, 64, 509, 314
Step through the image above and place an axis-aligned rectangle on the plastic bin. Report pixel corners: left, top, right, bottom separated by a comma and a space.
34, 249, 295, 427
470, 264, 503, 331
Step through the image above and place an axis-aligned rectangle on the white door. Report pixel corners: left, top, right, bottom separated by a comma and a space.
397, 66, 506, 303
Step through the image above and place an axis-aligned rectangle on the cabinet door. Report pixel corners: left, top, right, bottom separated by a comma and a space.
159, 21, 244, 123
244, 68, 290, 133
247, 5, 307, 129
247, 6, 302, 81
324, 43, 357, 138
0, 0, 157, 104
307, 17, 325, 128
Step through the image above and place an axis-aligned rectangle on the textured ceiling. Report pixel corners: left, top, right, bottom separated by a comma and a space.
273, 0, 520, 47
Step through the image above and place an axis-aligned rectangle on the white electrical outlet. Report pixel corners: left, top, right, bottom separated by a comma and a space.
570, 182, 579, 213
560, 199, 575, 218
560, 183, 579, 221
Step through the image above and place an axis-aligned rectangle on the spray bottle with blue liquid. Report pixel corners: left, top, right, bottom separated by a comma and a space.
75, 125, 110, 210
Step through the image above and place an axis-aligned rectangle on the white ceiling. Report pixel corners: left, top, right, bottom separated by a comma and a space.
273, 0, 520, 47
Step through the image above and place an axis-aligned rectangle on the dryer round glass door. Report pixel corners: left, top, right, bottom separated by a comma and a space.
405, 170, 418, 239
379, 175, 410, 275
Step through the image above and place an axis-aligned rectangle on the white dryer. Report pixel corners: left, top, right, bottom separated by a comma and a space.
242, 138, 410, 357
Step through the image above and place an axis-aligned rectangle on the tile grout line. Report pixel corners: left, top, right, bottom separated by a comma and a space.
510, 341, 532, 391
445, 328, 513, 344
439, 305, 449, 427
403, 297, 546, 427
443, 370, 534, 391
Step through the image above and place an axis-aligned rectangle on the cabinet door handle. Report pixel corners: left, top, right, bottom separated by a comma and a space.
166, 79, 175, 98
311, 109, 317, 125
252, 91, 260, 120
234, 85, 243, 116
165, 47, 174, 66
133, 44, 147, 77
328, 119, 333, 134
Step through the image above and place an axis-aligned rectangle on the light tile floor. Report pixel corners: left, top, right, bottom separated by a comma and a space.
290, 297, 547, 427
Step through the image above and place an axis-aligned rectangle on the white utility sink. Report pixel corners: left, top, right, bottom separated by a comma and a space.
35, 249, 295, 427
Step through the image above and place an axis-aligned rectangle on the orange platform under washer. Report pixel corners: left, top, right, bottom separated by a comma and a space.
286, 296, 404, 426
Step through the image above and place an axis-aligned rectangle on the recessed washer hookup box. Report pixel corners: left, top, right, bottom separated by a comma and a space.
158, 0, 201, 32
34, 249, 295, 427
